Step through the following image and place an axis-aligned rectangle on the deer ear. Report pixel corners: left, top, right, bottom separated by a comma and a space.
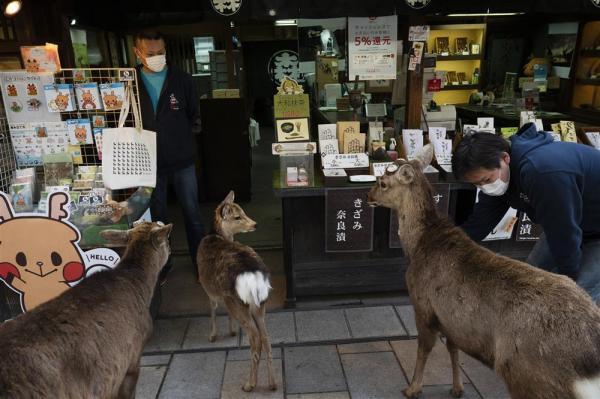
414, 144, 434, 170
394, 164, 416, 185
100, 229, 130, 244
224, 190, 235, 204
48, 192, 69, 221
0, 192, 14, 223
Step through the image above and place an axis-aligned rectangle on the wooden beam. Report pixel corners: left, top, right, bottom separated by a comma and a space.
405, 16, 426, 129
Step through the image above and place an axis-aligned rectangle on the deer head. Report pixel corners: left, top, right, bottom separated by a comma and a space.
214, 191, 257, 240
367, 144, 434, 211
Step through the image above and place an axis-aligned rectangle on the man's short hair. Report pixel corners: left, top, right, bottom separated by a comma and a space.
452, 133, 510, 180
134, 29, 164, 46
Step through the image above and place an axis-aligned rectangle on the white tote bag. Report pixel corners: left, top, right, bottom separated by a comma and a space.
102, 83, 157, 189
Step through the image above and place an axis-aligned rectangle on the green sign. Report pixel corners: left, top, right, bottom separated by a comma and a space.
274, 94, 310, 119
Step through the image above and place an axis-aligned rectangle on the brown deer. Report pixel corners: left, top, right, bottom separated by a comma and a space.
197, 190, 276, 392
0, 221, 172, 398
367, 145, 600, 399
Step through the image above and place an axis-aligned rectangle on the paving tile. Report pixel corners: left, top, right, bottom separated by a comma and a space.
220, 359, 283, 399
284, 346, 346, 394
459, 354, 510, 399
228, 348, 282, 361
241, 312, 296, 346
286, 393, 350, 399
182, 316, 240, 350
144, 318, 189, 353
391, 339, 467, 386
159, 352, 226, 399
395, 305, 418, 337
136, 366, 167, 399
420, 384, 481, 398
342, 352, 407, 399
337, 341, 391, 354
295, 310, 350, 342
140, 354, 171, 367
345, 306, 406, 338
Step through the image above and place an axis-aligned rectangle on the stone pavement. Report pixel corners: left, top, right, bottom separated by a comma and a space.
136, 305, 510, 399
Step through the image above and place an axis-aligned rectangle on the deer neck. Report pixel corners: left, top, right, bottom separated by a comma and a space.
120, 241, 162, 303
214, 224, 235, 242
395, 210, 426, 256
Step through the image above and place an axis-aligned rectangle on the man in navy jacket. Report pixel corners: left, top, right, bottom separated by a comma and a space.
453, 123, 600, 302
134, 29, 204, 280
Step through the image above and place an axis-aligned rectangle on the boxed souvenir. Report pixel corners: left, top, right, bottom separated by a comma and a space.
43, 152, 74, 187
279, 153, 314, 188
10, 183, 33, 212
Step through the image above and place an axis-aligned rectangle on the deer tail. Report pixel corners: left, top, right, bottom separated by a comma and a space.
235, 271, 271, 307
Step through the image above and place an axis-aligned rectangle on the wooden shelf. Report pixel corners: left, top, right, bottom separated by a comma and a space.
576, 79, 600, 86
435, 54, 482, 61
440, 84, 479, 91
580, 49, 600, 58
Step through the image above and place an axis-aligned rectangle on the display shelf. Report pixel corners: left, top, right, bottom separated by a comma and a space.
577, 78, 600, 85
440, 84, 479, 91
580, 49, 600, 58
436, 54, 482, 61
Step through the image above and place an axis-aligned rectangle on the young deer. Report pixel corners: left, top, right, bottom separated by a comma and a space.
197, 191, 276, 392
367, 145, 600, 399
0, 221, 172, 398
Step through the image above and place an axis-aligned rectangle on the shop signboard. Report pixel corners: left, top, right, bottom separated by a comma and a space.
516, 212, 542, 241
326, 187, 374, 252
274, 93, 310, 119
348, 16, 397, 80
389, 183, 450, 248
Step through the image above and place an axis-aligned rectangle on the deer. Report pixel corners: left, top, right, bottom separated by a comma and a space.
367, 145, 600, 399
197, 190, 276, 393
0, 221, 172, 398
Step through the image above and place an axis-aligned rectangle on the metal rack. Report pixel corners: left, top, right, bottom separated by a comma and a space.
0, 116, 16, 193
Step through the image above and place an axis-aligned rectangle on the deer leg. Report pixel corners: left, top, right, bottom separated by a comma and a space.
209, 299, 218, 342
403, 322, 438, 399
254, 304, 277, 391
229, 314, 237, 337
117, 358, 140, 399
224, 298, 261, 392
446, 339, 464, 398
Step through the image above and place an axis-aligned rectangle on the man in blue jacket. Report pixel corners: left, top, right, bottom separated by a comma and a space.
134, 30, 204, 280
453, 123, 600, 303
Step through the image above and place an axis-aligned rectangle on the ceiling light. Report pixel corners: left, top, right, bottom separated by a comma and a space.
275, 19, 297, 26
268, 9, 276, 16
4, 0, 22, 16
70, 18, 77, 26
447, 12, 525, 17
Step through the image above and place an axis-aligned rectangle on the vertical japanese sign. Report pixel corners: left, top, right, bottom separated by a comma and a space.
348, 16, 397, 80
390, 184, 450, 248
326, 187, 374, 252
516, 212, 542, 241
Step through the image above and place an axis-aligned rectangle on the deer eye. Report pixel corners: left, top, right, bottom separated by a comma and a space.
51, 252, 62, 266
235, 216, 241, 221
16, 252, 27, 267
380, 181, 388, 189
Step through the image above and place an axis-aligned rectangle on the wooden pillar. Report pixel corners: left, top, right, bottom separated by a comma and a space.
225, 22, 236, 89
405, 16, 426, 129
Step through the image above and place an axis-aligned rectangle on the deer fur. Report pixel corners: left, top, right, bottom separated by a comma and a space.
0, 221, 172, 398
367, 145, 600, 399
197, 190, 276, 392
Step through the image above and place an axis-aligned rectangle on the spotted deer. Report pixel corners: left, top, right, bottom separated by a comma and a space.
197, 191, 276, 392
367, 145, 600, 399
0, 221, 172, 398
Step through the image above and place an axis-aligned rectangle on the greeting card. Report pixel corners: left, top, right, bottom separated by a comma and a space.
67, 118, 93, 145
75, 83, 102, 111
44, 84, 75, 112
91, 115, 106, 128
99, 82, 125, 111
20, 43, 61, 73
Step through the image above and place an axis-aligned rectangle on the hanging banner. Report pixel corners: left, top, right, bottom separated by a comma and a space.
348, 16, 397, 80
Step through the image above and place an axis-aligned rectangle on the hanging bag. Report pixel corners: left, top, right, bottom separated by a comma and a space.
102, 83, 156, 189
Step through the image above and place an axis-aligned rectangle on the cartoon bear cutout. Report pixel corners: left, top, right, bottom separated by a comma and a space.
0, 192, 85, 312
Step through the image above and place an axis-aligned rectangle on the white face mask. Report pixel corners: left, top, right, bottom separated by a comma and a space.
145, 54, 166, 72
479, 166, 510, 196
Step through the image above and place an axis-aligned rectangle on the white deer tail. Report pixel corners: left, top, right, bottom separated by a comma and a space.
235, 271, 271, 307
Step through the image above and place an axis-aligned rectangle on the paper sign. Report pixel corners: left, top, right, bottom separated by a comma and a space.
371, 162, 394, 177
343, 133, 366, 153
276, 118, 310, 142
463, 124, 479, 134
318, 124, 337, 141
483, 207, 518, 241
408, 25, 430, 42
586, 132, 600, 149
274, 93, 310, 119
550, 132, 562, 141
551, 123, 561, 134
535, 119, 544, 132
428, 127, 446, 144
337, 121, 360, 142
323, 153, 369, 169
520, 111, 536, 127
348, 16, 398, 80
560, 120, 577, 142
319, 139, 340, 160
0, 71, 61, 124
433, 139, 452, 166
402, 129, 424, 160
477, 117, 494, 133
515, 212, 542, 241
272, 142, 317, 155
408, 42, 424, 71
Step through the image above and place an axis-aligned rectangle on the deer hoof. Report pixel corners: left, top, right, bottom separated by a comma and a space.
450, 387, 464, 398
402, 387, 421, 399
242, 383, 255, 392
208, 335, 217, 342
